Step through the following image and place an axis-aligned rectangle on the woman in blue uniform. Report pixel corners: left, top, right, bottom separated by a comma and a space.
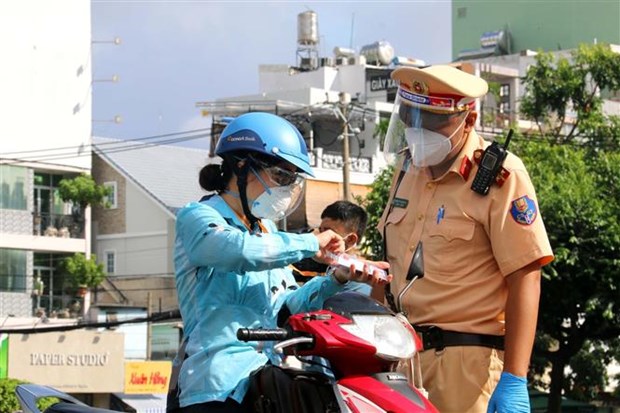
171, 112, 390, 413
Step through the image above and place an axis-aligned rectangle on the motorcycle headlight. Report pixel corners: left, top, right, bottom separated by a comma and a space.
340, 314, 416, 361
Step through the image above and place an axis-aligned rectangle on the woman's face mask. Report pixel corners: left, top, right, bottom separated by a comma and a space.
251, 184, 297, 221
249, 165, 305, 221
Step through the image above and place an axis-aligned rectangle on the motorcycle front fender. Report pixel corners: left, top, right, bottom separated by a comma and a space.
337, 374, 439, 413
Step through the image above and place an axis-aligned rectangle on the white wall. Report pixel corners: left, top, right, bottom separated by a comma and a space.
96, 234, 170, 278
126, 181, 170, 234
259, 64, 367, 97
0, 0, 91, 170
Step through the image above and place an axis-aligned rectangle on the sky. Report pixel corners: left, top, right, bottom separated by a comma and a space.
91, 1, 452, 148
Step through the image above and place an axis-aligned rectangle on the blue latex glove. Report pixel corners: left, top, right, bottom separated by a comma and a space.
487, 372, 530, 413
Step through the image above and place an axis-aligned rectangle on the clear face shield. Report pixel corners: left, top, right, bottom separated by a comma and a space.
249, 159, 307, 221
383, 88, 470, 172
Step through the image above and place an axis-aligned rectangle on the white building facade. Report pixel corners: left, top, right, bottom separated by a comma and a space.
0, 0, 93, 317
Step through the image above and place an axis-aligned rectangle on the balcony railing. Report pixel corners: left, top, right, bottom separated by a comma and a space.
33, 213, 85, 239
309, 149, 373, 174
479, 106, 517, 132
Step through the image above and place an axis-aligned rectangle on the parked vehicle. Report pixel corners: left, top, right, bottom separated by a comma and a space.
15, 383, 117, 413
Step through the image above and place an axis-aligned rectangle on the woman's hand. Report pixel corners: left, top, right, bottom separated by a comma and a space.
332, 259, 392, 285
314, 229, 345, 262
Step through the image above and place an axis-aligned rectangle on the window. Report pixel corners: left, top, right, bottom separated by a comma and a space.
34, 253, 69, 312
499, 84, 510, 98
104, 181, 118, 209
499, 84, 511, 113
0, 165, 27, 210
105, 251, 116, 274
0, 249, 27, 292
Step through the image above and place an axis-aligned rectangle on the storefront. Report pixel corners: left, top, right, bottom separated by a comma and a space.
8, 330, 125, 393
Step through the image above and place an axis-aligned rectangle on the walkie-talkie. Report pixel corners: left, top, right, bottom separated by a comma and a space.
471, 129, 513, 196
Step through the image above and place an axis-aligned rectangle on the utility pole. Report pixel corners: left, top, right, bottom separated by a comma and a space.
339, 92, 351, 201
147, 291, 152, 360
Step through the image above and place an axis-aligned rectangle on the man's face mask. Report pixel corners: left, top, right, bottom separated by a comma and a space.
404, 120, 466, 167
319, 219, 358, 252
342, 233, 358, 252
383, 91, 470, 170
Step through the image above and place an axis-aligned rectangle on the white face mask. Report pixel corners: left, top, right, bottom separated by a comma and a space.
405, 128, 452, 167
404, 116, 468, 168
250, 185, 295, 221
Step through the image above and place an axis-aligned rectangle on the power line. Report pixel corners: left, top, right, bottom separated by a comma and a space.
1, 132, 211, 165
0, 127, 211, 156
0, 309, 180, 335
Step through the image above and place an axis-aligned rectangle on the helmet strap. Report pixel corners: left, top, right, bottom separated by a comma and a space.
232, 160, 262, 233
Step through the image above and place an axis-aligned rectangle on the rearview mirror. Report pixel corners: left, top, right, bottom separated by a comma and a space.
406, 242, 424, 280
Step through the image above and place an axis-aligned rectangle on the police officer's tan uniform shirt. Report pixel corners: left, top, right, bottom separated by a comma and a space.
379, 130, 554, 336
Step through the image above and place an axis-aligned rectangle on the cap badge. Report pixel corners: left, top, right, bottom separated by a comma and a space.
412, 79, 428, 95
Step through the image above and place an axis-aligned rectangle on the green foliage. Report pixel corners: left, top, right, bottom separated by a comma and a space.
0, 378, 59, 413
373, 117, 390, 151
61, 253, 106, 288
58, 173, 111, 211
512, 138, 620, 400
520, 43, 620, 148
564, 340, 620, 401
518, 45, 620, 404
355, 165, 394, 260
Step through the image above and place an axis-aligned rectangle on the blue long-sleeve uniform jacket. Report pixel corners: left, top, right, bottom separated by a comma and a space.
173, 195, 345, 407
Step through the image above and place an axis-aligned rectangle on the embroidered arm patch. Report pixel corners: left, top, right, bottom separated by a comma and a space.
510, 195, 538, 225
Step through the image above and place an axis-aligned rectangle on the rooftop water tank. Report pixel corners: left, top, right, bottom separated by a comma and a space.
333, 46, 356, 58
297, 11, 319, 46
360, 41, 394, 66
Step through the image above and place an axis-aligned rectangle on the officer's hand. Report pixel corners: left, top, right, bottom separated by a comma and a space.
487, 372, 529, 413
314, 230, 345, 261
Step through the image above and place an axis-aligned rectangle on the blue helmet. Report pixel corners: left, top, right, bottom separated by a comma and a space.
215, 112, 314, 177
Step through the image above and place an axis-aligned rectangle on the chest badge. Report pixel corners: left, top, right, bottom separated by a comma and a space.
392, 197, 409, 209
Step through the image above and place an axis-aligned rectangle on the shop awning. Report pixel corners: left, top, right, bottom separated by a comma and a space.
112, 393, 167, 413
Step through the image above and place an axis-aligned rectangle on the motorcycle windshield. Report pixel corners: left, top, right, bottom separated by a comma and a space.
323, 291, 392, 319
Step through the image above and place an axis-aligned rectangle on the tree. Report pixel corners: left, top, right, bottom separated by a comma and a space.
373, 118, 390, 151
518, 42, 620, 412
355, 165, 393, 261
62, 253, 106, 291
57, 173, 111, 214
520, 43, 620, 149
514, 140, 620, 412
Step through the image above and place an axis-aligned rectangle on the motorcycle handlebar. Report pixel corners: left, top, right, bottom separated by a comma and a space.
237, 328, 290, 342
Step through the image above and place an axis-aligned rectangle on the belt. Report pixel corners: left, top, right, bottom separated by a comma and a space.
413, 325, 504, 351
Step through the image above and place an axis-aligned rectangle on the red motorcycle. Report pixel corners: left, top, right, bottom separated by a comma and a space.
237, 243, 438, 413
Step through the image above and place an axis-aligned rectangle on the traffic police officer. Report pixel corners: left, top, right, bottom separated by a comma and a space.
378, 65, 554, 413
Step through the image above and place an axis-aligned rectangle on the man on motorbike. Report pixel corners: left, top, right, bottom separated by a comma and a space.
169, 112, 390, 413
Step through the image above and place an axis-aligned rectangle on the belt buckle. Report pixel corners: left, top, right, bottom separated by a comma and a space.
423, 325, 445, 352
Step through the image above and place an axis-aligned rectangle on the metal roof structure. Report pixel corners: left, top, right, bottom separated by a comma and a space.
92, 136, 215, 213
